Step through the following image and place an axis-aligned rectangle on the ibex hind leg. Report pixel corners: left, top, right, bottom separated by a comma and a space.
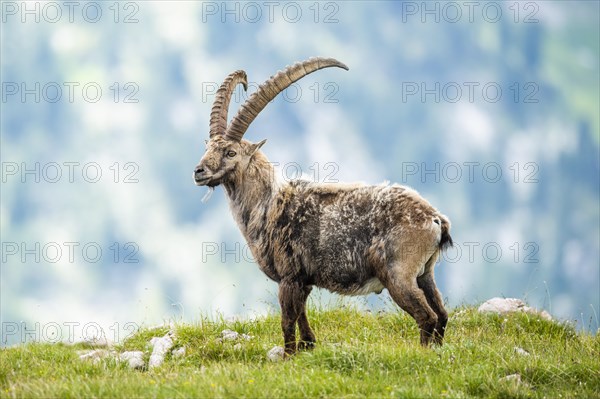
383, 237, 440, 346
386, 270, 438, 346
417, 253, 448, 345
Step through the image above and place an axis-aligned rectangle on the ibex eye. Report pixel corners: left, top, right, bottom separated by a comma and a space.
227, 150, 236, 158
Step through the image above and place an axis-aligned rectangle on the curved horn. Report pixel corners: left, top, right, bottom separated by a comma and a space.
225, 57, 348, 142
209, 70, 248, 138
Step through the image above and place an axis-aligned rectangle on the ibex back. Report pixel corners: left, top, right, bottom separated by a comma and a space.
194, 57, 453, 356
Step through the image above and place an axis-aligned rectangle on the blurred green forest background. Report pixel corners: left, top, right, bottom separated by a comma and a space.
1, 1, 598, 345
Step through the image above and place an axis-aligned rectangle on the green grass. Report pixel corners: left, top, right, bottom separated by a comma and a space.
1, 306, 599, 398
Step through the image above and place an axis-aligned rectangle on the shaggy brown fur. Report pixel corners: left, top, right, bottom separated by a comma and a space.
194, 58, 453, 356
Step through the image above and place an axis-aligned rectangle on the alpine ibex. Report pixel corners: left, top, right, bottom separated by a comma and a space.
194, 57, 453, 355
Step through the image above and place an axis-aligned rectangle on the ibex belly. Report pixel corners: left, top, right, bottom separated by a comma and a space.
347, 277, 385, 296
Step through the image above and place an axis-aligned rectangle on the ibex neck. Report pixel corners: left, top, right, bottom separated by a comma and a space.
223, 153, 276, 235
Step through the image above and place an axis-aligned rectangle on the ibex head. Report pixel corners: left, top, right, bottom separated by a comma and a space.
194, 57, 348, 188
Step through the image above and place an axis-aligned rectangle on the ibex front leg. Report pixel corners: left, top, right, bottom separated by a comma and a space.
297, 286, 316, 350
278, 280, 305, 357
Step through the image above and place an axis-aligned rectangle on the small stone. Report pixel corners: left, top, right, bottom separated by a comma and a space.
479, 298, 526, 314
172, 346, 186, 358
119, 351, 145, 369
478, 298, 552, 320
78, 349, 114, 364
220, 329, 252, 342
86, 336, 111, 347
149, 332, 174, 369
233, 343, 242, 351
267, 346, 285, 362
514, 347, 530, 356
221, 329, 239, 341
499, 373, 522, 384
538, 310, 552, 321
70, 336, 112, 348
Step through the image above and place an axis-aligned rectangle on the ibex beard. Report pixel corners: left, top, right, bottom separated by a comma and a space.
194, 57, 453, 357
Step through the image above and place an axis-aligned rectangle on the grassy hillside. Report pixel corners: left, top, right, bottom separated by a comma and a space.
1, 306, 599, 398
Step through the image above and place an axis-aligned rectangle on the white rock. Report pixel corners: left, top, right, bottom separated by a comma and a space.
220, 330, 253, 341
514, 347, 530, 356
86, 336, 112, 347
221, 329, 239, 341
119, 351, 145, 369
148, 332, 175, 369
233, 343, 242, 351
78, 349, 114, 364
267, 346, 285, 362
478, 298, 552, 320
478, 298, 526, 313
71, 336, 112, 347
499, 373, 522, 384
538, 310, 553, 320
172, 346, 186, 358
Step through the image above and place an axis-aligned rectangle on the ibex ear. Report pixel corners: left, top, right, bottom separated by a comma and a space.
249, 139, 267, 155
